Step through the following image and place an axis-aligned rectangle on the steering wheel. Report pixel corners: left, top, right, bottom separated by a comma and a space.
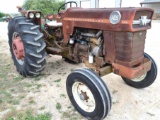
58, 1, 77, 16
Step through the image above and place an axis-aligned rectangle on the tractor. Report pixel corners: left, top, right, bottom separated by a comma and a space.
8, 1, 157, 120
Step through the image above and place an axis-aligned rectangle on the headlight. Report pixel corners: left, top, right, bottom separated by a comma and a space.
35, 13, 41, 18
109, 11, 121, 24
29, 13, 34, 18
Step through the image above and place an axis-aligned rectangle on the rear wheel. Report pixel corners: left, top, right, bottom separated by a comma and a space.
8, 17, 46, 77
122, 53, 157, 88
66, 68, 111, 120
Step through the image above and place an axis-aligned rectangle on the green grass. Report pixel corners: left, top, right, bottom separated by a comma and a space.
34, 74, 46, 81
0, 45, 51, 120
13, 76, 24, 82
0, 55, 26, 111
6, 118, 14, 120
19, 111, 51, 120
7, 99, 20, 105
5, 110, 51, 120
0, 90, 11, 97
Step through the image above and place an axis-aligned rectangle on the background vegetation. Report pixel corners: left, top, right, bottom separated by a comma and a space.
0, 12, 5, 17
22, 0, 65, 16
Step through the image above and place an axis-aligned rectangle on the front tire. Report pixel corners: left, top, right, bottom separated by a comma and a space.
122, 53, 157, 88
8, 17, 46, 77
66, 68, 111, 120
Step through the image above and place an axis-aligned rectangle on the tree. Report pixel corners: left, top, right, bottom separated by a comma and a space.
22, 0, 65, 16
0, 12, 5, 18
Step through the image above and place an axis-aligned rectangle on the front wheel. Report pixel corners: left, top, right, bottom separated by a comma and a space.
66, 68, 111, 120
122, 53, 157, 88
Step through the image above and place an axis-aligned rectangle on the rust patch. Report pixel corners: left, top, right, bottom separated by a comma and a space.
112, 58, 151, 79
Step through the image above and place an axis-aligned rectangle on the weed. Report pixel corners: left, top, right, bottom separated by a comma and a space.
10, 88, 15, 92
70, 68, 74, 71
17, 110, 51, 120
60, 94, 66, 98
0, 98, 3, 103
7, 99, 20, 105
56, 61, 61, 66
6, 118, 14, 120
48, 62, 55, 67
1, 91, 11, 97
70, 117, 78, 120
39, 106, 45, 110
29, 99, 36, 104
36, 84, 42, 89
54, 79, 61, 83
13, 76, 24, 82
1, 106, 17, 120
19, 95, 25, 99
56, 84, 61, 87
34, 73, 46, 81
112, 90, 118, 94
25, 83, 32, 88
56, 102, 62, 110
147, 112, 155, 116
63, 72, 66, 75
62, 111, 79, 120
9, 106, 16, 111
112, 101, 119, 104
67, 106, 72, 109
62, 111, 70, 118
5, 110, 51, 120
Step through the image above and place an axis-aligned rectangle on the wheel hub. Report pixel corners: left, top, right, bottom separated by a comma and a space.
12, 32, 25, 65
12, 34, 24, 59
72, 82, 96, 112
80, 91, 89, 101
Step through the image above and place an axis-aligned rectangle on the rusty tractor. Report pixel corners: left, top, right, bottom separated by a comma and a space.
8, 1, 157, 120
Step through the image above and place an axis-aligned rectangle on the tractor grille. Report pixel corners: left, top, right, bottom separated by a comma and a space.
114, 31, 146, 67
132, 11, 153, 28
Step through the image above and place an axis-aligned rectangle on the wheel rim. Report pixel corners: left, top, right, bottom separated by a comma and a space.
12, 32, 25, 65
131, 74, 147, 82
72, 82, 96, 112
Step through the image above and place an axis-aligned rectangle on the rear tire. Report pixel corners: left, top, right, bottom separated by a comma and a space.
8, 17, 46, 77
66, 68, 111, 120
122, 53, 157, 88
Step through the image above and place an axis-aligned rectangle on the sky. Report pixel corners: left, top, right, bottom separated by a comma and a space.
0, 0, 142, 13
0, 0, 25, 13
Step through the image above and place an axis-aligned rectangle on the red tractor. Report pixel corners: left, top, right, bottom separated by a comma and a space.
8, 2, 157, 120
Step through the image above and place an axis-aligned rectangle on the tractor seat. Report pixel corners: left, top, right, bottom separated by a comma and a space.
46, 20, 62, 27
44, 14, 63, 27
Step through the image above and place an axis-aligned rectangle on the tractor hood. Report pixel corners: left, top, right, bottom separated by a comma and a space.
63, 7, 154, 32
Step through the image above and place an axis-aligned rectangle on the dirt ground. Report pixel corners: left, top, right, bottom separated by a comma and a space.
0, 21, 159, 120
